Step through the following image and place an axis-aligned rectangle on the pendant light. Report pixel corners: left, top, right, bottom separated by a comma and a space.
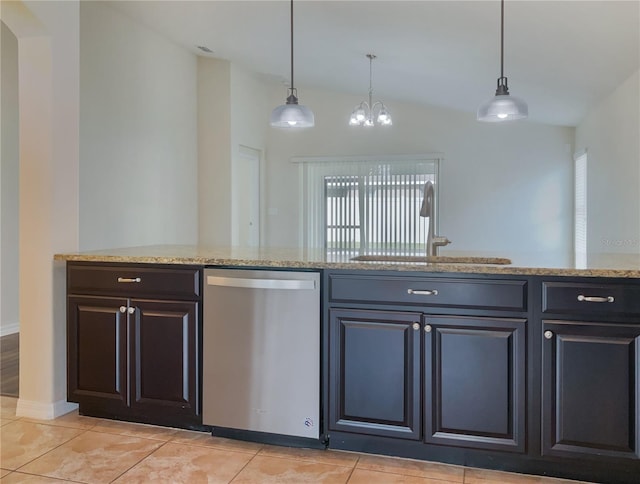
270, 0, 314, 128
349, 54, 392, 127
477, 0, 528, 122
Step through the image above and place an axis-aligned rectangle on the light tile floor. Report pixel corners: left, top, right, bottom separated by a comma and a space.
0, 397, 592, 484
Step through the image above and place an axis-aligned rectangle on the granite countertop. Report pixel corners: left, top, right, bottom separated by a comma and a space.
53, 245, 640, 278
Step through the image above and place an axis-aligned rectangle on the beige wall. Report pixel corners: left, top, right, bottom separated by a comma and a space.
197, 60, 270, 247
230, 63, 269, 246
198, 57, 232, 246
79, 1, 198, 250
576, 69, 640, 255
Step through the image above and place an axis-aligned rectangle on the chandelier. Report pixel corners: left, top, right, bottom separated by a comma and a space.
349, 54, 392, 127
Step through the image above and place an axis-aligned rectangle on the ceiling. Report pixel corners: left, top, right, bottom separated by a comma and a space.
109, 1, 639, 127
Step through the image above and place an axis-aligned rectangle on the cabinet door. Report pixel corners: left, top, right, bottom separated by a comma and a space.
329, 308, 422, 440
542, 320, 640, 460
67, 296, 128, 408
424, 315, 526, 452
129, 299, 199, 418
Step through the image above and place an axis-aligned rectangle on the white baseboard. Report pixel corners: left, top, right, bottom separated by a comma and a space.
16, 398, 78, 420
0, 322, 20, 337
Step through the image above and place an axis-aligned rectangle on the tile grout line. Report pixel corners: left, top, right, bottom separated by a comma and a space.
167, 434, 266, 456
228, 444, 265, 483
6, 468, 87, 483
107, 439, 171, 483
12, 427, 91, 474
344, 455, 360, 483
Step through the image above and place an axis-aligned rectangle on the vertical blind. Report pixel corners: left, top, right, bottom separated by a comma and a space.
300, 157, 439, 255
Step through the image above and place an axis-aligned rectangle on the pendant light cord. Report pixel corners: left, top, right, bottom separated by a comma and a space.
290, 0, 294, 90
500, 0, 504, 79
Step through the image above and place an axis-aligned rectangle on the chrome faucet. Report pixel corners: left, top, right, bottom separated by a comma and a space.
420, 181, 451, 257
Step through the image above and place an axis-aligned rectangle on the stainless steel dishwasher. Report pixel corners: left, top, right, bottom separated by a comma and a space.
203, 268, 320, 443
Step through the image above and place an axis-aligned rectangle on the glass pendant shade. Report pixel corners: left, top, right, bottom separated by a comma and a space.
477, 92, 528, 122
270, 91, 315, 128
377, 107, 392, 125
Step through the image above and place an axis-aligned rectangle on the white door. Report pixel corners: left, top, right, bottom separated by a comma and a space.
233, 146, 261, 247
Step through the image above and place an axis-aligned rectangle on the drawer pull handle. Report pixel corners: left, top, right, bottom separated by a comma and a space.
117, 277, 141, 283
577, 295, 614, 303
407, 289, 438, 296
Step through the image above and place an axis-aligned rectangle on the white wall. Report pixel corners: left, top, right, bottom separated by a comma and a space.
575, 69, 640, 255
265, 84, 575, 264
79, 1, 198, 250
1, 21, 20, 336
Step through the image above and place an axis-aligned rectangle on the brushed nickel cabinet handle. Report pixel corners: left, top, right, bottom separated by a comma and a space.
119, 306, 127, 313
424, 324, 432, 333
544, 330, 553, 340
407, 289, 438, 296
577, 295, 614, 303
127, 307, 135, 315
412, 323, 420, 331
117, 277, 141, 283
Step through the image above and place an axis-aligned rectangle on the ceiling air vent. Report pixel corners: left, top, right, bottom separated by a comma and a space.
197, 46, 213, 53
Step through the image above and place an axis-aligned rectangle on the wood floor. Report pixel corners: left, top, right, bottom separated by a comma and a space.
0, 333, 19, 397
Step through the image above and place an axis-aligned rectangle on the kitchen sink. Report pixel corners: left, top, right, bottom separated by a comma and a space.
350, 255, 512, 265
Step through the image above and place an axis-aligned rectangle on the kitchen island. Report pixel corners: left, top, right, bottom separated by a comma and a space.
55, 244, 640, 277
55, 246, 640, 484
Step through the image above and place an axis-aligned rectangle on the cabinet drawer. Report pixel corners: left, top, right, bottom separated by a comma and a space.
329, 274, 527, 311
68, 264, 201, 299
542, 281, 640, 317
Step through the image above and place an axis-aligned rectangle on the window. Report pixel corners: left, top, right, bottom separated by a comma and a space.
574, 151, 587, 267
297, 156, 440, 256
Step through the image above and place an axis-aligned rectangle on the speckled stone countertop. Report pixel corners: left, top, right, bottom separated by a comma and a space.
53, 245, 640, 278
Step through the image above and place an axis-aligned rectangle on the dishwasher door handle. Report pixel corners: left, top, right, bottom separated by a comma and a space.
206, 275, 316, 290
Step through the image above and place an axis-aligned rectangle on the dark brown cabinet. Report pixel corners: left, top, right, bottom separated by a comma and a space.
327, 272, 529, 452
424, 315, 526, 452
67, 263, 202, 429
129, 299, 198, 415
68, 296, 128, 409
329, 308, 422, 440
542, 319, 640, 461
